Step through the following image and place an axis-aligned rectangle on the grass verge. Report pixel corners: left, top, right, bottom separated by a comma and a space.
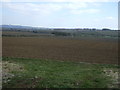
2, 57, 119, 88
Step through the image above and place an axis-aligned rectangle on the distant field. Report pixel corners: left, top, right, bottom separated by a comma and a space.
2, 31, 52, 37
3, 37, 118, 64
2, 30, 119, 38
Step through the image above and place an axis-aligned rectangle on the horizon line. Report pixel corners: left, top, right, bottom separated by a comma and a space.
1, 24, 118, 30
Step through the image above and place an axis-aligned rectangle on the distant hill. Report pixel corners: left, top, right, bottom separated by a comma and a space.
1, 25, 116, 31
1, 25, 50, 31
1, 25, 118, 38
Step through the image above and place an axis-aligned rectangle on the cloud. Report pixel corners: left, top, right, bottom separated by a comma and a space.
94, 16, 117, 23
1, 0, 11, 2
67, 2, 87, 9
70, 9, 100, 14
3, 2, 100, 16
3, 3, 63, 15
106, 16, 115, 20
1, 0, 119, 2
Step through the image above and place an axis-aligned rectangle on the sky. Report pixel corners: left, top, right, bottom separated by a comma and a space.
1, 0, 119, 30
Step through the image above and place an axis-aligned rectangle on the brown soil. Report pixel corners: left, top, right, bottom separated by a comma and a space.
2, 37, 118, 64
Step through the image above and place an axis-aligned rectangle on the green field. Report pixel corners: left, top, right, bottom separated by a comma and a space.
2, 30, 119, 39
2, 57, 119, 88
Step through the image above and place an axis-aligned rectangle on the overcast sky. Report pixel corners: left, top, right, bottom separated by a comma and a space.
1, 0, 119, 30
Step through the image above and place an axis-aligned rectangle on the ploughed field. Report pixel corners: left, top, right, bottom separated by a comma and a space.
2, 37, 118, 64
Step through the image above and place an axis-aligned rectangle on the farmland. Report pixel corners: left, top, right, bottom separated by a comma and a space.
2, 28, 119, 88
3, 36, 118, 64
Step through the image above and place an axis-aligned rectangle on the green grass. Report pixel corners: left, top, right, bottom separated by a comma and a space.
2, 57, 119, 88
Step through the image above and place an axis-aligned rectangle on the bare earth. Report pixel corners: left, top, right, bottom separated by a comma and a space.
2, 37, 118, 64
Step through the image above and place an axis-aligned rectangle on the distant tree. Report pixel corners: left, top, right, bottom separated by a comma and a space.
92, 28, 96, 31
33, 31, 38, 33
52, 31, 71, 36
102, 28, 111, 31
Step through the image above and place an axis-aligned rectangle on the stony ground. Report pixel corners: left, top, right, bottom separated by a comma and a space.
2, 61, 24, 84
103, 68, 120, 88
